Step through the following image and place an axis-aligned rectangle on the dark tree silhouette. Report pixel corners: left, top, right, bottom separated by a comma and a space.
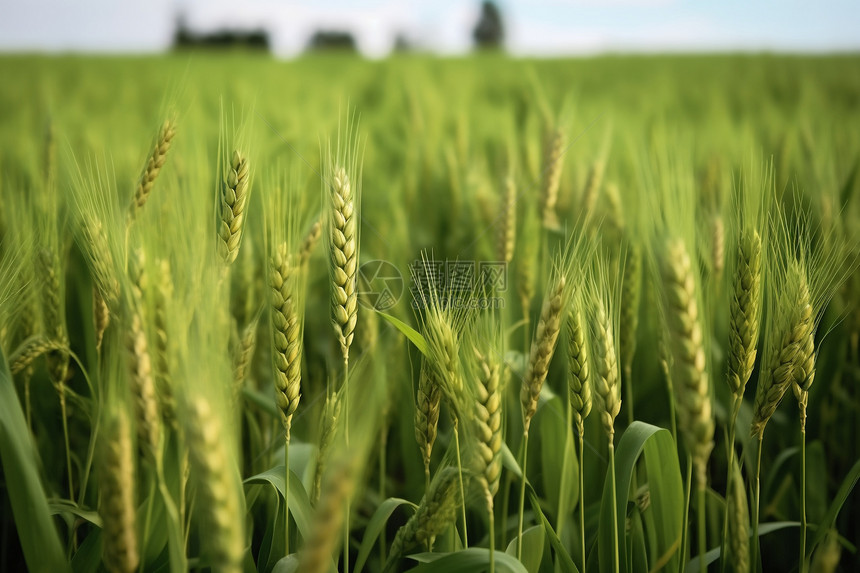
473, 1, 504, 50
172, 14, 270, 51
306, 31, 358, 52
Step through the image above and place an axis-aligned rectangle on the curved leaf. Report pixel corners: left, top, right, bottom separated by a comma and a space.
506, 525, 545, 573
355, 498, 418, 573
0, 349, 71, 572
377, 311, 428, 356
686, 521, 799, 571
599, 422, 682, 573
806, 457, 860, 560
406, 548, 529, 572
245, 465, 313, 539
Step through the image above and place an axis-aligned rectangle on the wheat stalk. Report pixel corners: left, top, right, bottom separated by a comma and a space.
128, 119, 176, 221
98, 409, 139, 573
218, 150, 251, 265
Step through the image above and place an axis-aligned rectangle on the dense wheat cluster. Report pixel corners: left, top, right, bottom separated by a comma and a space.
1, 54, 859, 573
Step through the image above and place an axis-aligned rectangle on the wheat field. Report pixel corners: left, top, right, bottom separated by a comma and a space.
1, 53, 860, 573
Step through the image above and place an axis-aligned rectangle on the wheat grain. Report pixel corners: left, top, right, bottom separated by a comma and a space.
128, 119, 176, 221
37, 247, 69, 385
218, 150, 251, 265
98, 409, 139, 573
521, 276, 566, 433
152, 258, 176, 429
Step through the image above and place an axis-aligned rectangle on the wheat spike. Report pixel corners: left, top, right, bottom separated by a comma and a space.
185, 397, 244, 573
727, 458, 750, 573
93, 286, 110, 350
82, 215, 120, 308
37, 247, 69, 385
751, 262, 813, 439
300, 455, 357, 573
312, 392, 342, 504
414, 359, 442, 479
727, 229, 762, 397
9, 335, 66, 375
520, 276, 566, 433
98, 409, 139, 573
811, 529, 841, 573
660, 238, 714, 488
581, 160, 605, 220
329, 166, 358, 360
711, 214, 725, 281
567, 302, 592, 437
152, 258, 177, 429
591, 298, 621, 440
472, 346, 503, 509
126, 311, 161, 454
620, 243, 642, 381
497, 174, 516, 263
218, 150, 251, 265
388, 467, 462, 562
269, 243, 301, 434
128, 119, 176, 221
232, 318, 258, 401
299, 220, 322, 267
540, 127, 565, 229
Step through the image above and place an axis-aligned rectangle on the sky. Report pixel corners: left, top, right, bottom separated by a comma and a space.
0, 0, 858, 57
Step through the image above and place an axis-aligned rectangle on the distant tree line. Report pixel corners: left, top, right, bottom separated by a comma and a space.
170, 1, 504, 54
